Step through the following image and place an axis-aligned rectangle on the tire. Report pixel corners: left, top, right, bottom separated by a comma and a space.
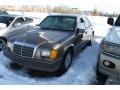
0, 39, 6, 51
96, 62, 108, 84
10, 62, 23, 70
58, 49, 73, 75
88, 32, 94, 46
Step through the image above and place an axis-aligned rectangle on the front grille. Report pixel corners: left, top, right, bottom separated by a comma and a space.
13, 44, 22, 55
13, 44, 34, 58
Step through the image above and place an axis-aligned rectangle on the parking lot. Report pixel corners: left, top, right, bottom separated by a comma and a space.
0, 14, 116, 84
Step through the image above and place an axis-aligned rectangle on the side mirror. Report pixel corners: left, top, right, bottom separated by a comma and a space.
0, 23, 7, 29
80, 18, 84, 23
107, 17, 114, 25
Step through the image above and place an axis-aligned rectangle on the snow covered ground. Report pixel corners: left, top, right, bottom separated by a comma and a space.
0, 12, 115, 84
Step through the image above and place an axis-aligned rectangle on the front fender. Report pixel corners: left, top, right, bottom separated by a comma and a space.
63, 44, 74, 54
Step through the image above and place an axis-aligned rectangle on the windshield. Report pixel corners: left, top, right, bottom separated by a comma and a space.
39, 16, 76, 31
0, 16, 14, 27
114, 15, 120, 26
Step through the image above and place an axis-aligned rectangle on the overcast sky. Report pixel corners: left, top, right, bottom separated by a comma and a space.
0, 0, 120, 13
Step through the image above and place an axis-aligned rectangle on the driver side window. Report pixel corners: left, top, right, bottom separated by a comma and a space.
77, 18, 85, 30
13, 17, 24, 26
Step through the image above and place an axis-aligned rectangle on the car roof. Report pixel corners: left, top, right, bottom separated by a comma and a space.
0, 14, 27, 18
48, 13, 84, 18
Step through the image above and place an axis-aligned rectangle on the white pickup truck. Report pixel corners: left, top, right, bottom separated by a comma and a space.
96, 15, 120, 82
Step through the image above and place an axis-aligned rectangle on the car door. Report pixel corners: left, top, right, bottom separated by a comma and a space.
83, 17, 93, 42
74, 17, 86, 50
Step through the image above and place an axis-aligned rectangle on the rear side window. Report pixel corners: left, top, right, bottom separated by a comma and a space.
77, 18, 85, 29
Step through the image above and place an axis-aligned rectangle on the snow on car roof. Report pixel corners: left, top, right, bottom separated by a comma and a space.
0, 14, 27, 18
48, 13, 84, 17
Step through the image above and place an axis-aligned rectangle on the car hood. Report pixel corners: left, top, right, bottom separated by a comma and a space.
105, 26, 120, 44
13, 26, 73, 47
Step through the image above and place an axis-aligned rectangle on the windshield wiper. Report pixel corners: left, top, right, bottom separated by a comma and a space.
40, 26, 62, 30
40, 26, 73, 31
40, 27, 53, 30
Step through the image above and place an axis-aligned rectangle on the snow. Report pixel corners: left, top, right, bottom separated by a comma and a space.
0, 13, 114, 84
88, 16, 111, 37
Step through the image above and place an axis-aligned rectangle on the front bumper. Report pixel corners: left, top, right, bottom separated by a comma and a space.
4, 50, 62, 72
98, 52, 120, 78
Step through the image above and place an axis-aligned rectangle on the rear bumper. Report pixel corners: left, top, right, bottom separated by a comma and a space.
98, 52, 120, 78
4, 50, 62, 72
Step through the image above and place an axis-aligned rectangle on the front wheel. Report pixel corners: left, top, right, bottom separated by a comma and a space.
58, 49, 73, 75
0, 39, 6, 51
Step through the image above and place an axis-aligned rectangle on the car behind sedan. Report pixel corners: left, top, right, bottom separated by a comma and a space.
0, 15, 34, 50
96, 15, 120, 82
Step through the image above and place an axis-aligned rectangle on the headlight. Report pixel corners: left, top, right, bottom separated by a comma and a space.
101, 40, 120, 56
41, 50, 50, 57
7, 42, 14, 52
35, 48, 58, 60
